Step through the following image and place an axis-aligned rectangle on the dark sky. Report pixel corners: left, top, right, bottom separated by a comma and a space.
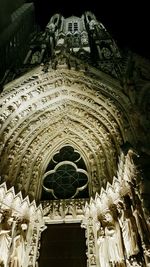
31, 0, 150, 59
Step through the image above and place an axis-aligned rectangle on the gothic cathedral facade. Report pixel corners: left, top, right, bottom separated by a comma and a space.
0, 10, 150, 267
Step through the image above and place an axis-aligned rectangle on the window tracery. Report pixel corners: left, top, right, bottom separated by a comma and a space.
42, 145, 89, 200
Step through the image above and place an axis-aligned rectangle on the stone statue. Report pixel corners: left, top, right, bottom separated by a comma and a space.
46, 22, 55, 34
0, 209, 13, 267
117, 197, 140, 260
9, 218, 29, 267
97, 208, 125, 267
132, 190, 150, 264
97, 226, 110, 267
89, 19, 97, 31
104, 209, 125, 266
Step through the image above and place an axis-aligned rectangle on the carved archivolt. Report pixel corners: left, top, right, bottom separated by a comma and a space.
0, 68, 135, 200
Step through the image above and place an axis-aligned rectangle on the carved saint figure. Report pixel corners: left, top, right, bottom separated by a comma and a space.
97, 209, 125, 267
9, 219, 28, 267
0, 209, 13, 267
97, 227, 110, 267
117, 197, 140, 260
104, 210, 125, 266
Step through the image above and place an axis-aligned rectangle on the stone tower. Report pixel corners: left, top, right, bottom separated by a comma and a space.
0, 11, 150, 267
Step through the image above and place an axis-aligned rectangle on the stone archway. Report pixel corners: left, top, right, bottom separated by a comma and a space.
0, 67, 135, 201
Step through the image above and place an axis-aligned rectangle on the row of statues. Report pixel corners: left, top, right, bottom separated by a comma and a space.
84, 149, 150, 267
1, 148, 149, 267
86, 189, 150, 265
0, 182, 44, 267
96, 195, 145, 267
0, 209, 29, 267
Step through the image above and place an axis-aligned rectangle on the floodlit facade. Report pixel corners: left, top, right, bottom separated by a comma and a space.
0, 8, 150, 267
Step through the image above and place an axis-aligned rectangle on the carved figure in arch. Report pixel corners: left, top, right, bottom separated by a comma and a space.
30, 51, 41, 64
90, 254, 96, 265
46, 22, 55, 35
89, 19, 97, 31
91, 173, 100, 195
76, 200, 84, 217
64, 201, 76, 218
53, 201, 61, 218
81, 32, 88, 46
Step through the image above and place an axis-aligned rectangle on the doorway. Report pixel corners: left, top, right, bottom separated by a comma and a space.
38, 223, 87, 267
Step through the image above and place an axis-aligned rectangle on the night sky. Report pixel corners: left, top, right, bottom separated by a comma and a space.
30, 0, 150, 59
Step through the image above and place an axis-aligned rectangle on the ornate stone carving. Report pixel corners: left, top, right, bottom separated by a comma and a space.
42, 198, 86, 223
0, 183, 45, 267
1, 68, 130, 199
